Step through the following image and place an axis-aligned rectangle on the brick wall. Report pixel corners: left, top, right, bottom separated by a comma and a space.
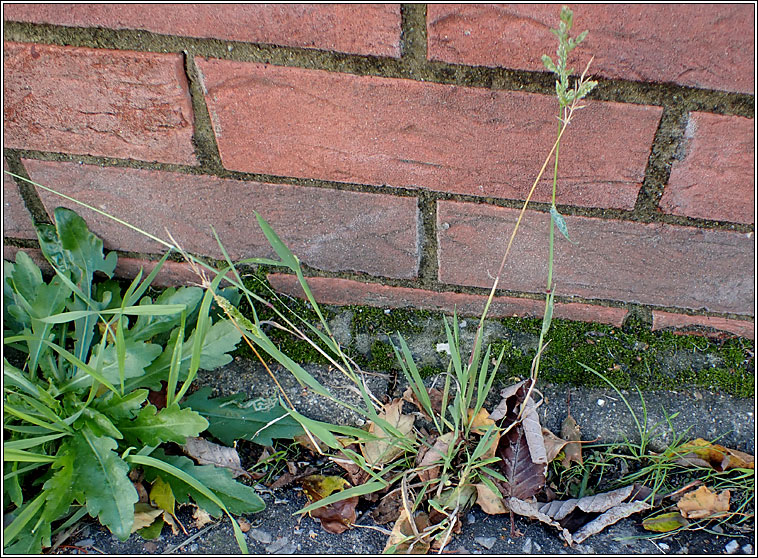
3, 4, 755, 339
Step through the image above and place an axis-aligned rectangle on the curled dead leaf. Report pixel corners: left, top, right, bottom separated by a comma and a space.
676, 439, 754, 472
384, 509, 431, 554
372, 490, 403, 525
493, 379, 547, 500
402, 386, 444, 420
542, 428, 570, 464
507, 484, 654, 545
301, 475, 358, 534
193, 507, 214, 529
560, 413, 583, 468
474, 482, 507, 515
131, 503, 163, 533
677, 486, 731, 519
362, 399, 415, 467
182, 437, 248, 478
418, 432, 455, 483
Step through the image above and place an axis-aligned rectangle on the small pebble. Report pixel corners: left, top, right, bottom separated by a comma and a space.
597, 398, 606, 407
712, 524, 724, 534
466, 513, 476, 524
658, 542, 670, 551
522, 537, 532, 554
74, 539, 94, 547
267, 536, 291, 554
186, 543, 198, 553
724, 540, 739, 554
742, 544, 753, 554
475, 536, 496, 550
248, 528, 273, 544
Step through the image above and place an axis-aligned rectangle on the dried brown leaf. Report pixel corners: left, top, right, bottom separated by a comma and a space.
474, 483, 508, 515
507, 484, 653, 545
331, 448, 370, 487
493, 379, 546, 500
133, 480, 149, 504
418, 432, 455, 482
182, 437, 248, 478
677, 439, 754, 472
372, 490, 403, 525
560, 414, 583, 468
131, 503, 163, 533
402, 386, 444, 420
362, 399, 415, 467
677, 486, 731, 519
302, 475, 357, 534
311, 496, 359, 534
384, 510, 431, 554
193, 507, 213, 529
542, 428, 569, 463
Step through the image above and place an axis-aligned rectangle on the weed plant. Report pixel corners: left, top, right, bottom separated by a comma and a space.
3, 209, 257, 553
4, 6, 598, 552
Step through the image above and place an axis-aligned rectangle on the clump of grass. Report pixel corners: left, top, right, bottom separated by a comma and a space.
550, 366, 754, 539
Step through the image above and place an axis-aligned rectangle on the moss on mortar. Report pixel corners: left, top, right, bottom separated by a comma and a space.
230, 272, 753, 398
491, 314, 754, 397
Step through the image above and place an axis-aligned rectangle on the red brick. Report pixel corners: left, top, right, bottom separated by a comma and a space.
660, 113, 754, 225
268, 273, 628, 326
3, 42, 196, 164
196, 59, 660, 209
438, 201, 754, 316
428, 4, 754, 94
3, 245, 198, 288
3, 161, 37, 239
113, 257, 201, 288
4, 4, 401, 58
652, 311, 754, 341
23, 160, 419, 279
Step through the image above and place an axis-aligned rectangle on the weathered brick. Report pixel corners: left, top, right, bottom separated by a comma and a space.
4, 4, 401, 58
660, 113, 754, 225
195, 59, 660, 209
23, 160, 419, 279
3, 42, 196, 164
3, 161, 36, 239
652, 311, 754, 341
268, 273, 628, 326
428, 4, 754, 94
438, 201, 754, 316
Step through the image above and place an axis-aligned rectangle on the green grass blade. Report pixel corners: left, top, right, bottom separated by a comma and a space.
4, 334, 119, 394
3, 491, 46, 544
296, 481, 386, 515
3, 433, 68, 451
3, 448, 58, 463
165, 311, 187, 408
125, 252, 172, 306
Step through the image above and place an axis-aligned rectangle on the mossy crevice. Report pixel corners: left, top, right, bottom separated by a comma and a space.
229, 271, 754, 398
